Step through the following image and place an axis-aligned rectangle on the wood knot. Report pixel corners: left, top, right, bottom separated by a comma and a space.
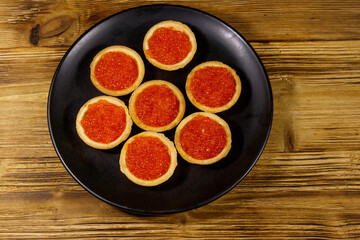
285, 127, 295, 152
30, 24, 40, 46
30, 15, 74, 46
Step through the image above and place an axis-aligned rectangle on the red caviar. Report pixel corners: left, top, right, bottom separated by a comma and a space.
146, 27, 192, 65
125, 136, 171, 180
135, 84, 180, 127
94, 52, 138, 90
180, 115, 227, 160
189, 66, 236, 108
80, 100, 126, 144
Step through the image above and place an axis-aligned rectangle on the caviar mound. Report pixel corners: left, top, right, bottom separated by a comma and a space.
120, 132, 178, 187
186, 61, 241, 113
129, 80, 186, 132
143, 20, 197, 71
90, 45, 145, 96
175, 112, 232, 165
76, 96, 132, 149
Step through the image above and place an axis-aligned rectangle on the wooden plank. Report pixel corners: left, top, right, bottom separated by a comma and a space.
1, 150, 359, 192
0, 0, 360, 49
252, 41, 360, 153
0, 48, 65, 160
0, 172, 359, 239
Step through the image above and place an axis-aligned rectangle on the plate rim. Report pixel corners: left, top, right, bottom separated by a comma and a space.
47, 4, 273, 215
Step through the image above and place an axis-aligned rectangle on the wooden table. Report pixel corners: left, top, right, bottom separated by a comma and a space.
1, 0, 359, 238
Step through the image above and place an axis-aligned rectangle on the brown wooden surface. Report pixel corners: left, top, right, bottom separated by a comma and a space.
1, 0, 360, 239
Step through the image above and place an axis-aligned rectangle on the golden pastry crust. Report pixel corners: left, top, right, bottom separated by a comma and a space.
129, 80, 186, 132
143, 20, 197, 71
90, 45, 145, 96
186, 61, 241, 113
120, 132, 178, 187
174, 112, 232, 165
76, 96, 133, 149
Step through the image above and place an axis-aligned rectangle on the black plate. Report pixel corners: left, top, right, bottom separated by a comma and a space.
48, 5, 273, 214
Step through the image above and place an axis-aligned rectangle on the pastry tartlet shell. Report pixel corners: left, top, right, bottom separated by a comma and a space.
174, 112, 232, 165
129, 80, 186, 132
90, 45, 145, 96
76, 96, 133, 149
186, 61, 241, 113
143, 20, 197, 71
120, 132, 178, 187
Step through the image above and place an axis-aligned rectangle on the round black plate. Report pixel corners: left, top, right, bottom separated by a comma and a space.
48, 5, 273, 214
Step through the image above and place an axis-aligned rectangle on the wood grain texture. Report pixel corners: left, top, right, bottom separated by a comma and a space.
0, 0, 360, 239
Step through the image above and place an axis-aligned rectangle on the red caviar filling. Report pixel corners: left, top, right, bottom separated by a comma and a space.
180, 115, 227, 160
94, 51, 138, 90
189, 66, 236, 108
126, 136, 171, 180
134, 84, 180, 127
146, 27, 192, 65
80, 100, 126, 144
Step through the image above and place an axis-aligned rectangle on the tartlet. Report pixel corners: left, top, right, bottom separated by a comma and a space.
129, 80, 186, 132
90, 45, 145, 96
76, 96, 132, 149
120, 132, 177, 187
143, 20, 197, 71
186, 61, 241, 113
174, 112, 232, 165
